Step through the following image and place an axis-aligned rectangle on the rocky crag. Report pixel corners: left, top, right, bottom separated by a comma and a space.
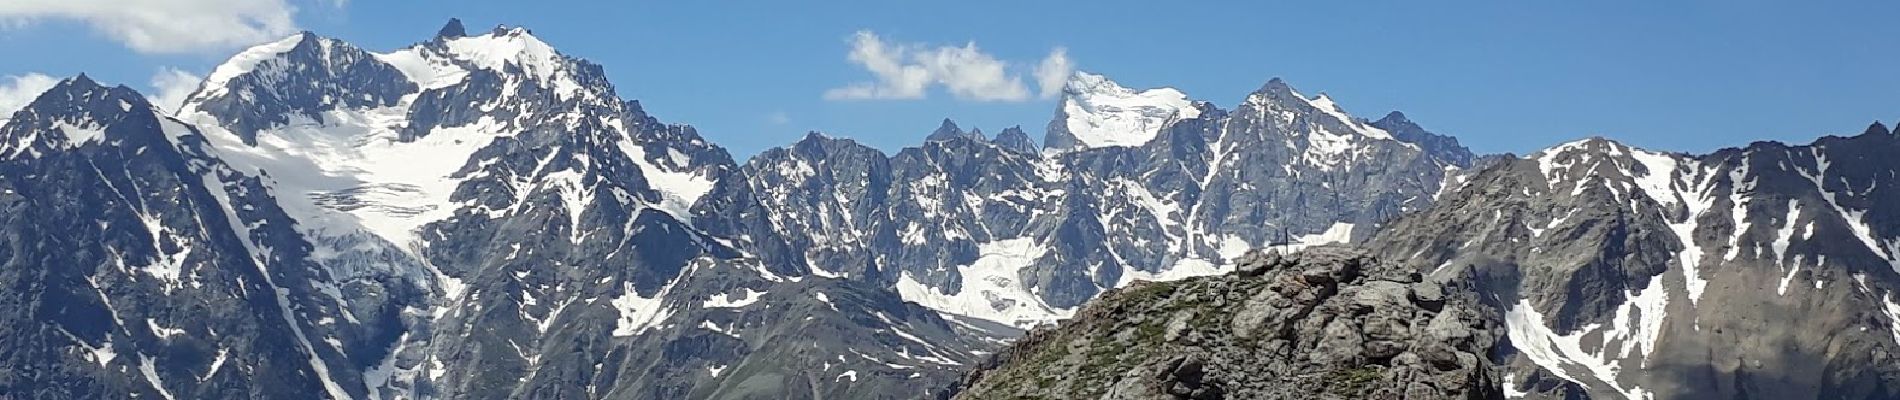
951, 247, 1505, 400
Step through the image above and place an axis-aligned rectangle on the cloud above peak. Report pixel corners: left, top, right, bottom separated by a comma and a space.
0, 0, 302, 54
824, 30, 1071, 102
1033, 47, 1072, 100
0, 73, 58, 119
149, 67, 203, 113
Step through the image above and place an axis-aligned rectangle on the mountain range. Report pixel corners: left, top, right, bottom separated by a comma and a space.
2, 19, 1898, 399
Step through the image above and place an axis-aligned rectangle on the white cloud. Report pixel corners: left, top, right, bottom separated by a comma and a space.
0, 0, 299, 54
824, 30, 1068, 102
0, 73, 58, 119
766, 111, 791, 125
1034, 47, 1073, 100
825, 31, 931, 100
149, 67, 202, 114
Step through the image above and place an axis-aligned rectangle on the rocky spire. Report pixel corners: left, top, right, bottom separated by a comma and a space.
926, 118, 965, 141
437, 18, 468, 39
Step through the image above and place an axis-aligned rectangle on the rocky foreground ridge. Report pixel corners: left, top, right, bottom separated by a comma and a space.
949, 247, 1506, 400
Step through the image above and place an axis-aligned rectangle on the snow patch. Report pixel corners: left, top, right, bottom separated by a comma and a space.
146, 318, 184, 339
373, 47, 469, 90
698, 320, 738, 337
1625, 145, 1713, 305
812, 291, 839, 311
611, 281, 672, 337
139, 354, 176, 400
703, 288, 765, 308
1505, 299, 1652, 400
619, 142, 714, 220
1272, 222, 1357, 253
1117, 257, 1224, 287
1883, 294, 1900, 347
1304, 93, 1395, 141
894, 238, 1067, 328
53, 121, 107, 148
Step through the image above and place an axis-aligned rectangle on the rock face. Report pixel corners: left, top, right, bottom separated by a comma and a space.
951, 247, 1505, 400
1367, 130, 1900, 399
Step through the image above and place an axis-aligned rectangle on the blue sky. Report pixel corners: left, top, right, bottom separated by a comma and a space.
1, 1, 1895, 158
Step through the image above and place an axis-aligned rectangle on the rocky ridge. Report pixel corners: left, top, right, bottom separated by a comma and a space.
951, 247, 1505, 400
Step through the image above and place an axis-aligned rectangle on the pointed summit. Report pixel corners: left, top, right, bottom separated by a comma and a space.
42, 73, 138, 108
926, 118, 975, 142
71, 72, 97, 88
1863, 121, 1890, 137
1260, 77, 1293, 94
798, 130, 837, 146
437, 18, 468, 39
929, 118, 962, 137
2, 74, 162, 157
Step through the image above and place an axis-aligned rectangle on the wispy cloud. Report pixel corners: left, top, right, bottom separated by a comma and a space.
149, 67, 202, 113
1033, 47, 1072, 100
0, 0, 300, 54
766, 111, 791, 125
824, 30, 1069, 102
0, 72, 58, 118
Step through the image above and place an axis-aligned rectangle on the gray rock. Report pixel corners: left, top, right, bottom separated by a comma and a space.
949, 247, 1506, 400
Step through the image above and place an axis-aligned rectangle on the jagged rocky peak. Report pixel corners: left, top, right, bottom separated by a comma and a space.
436, 17, 468, 39
950, 246, 1504, 399
990, 125, 1038, 154
23, 73, 143, 115
793, 130, 863, 151
1238, 77, 1398, 141
1044, 70, 1201, 152
927, 118, 987, 142
0, 74, 166, 157
931, 118, 960, 138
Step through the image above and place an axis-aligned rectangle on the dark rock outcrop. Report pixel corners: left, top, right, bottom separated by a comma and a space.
950, 247, 1505, 400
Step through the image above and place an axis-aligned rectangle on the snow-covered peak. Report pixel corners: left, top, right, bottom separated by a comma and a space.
368, 24, 606, 101
1055, 71, 1200, 150
441, 27, 565, 82
194, 33, 311, 101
